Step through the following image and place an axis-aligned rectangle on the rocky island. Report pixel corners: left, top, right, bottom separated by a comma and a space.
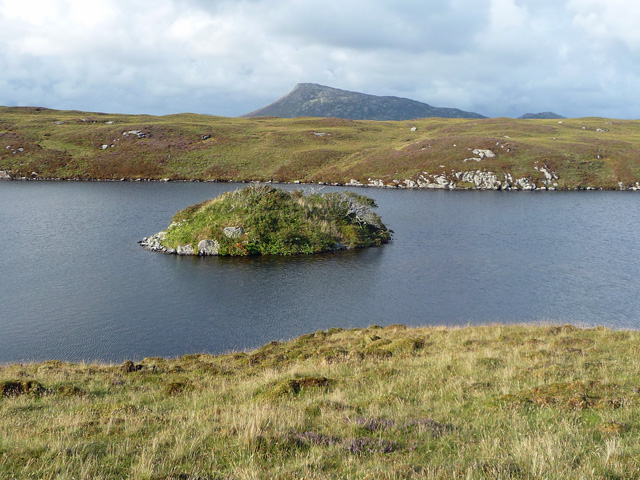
140, 185, 392, 256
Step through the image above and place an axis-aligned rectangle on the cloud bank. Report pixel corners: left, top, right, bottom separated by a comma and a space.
0, 0, 638, 118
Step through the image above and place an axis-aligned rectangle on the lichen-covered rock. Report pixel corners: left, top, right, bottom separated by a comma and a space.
176, 244, 194, 255
198, 239, 220, 256
223, 226, 244, 239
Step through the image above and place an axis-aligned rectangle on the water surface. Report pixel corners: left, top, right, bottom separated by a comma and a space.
1, 182, 638, 363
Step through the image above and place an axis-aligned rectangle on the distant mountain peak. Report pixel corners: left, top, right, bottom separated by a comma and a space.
518, 112, 566, 119
242, 83, 486, 120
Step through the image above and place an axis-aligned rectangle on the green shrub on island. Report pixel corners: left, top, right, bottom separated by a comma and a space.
149, 185, 392, 255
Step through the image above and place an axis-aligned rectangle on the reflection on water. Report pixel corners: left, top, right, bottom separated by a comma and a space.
1, 181, 639, 362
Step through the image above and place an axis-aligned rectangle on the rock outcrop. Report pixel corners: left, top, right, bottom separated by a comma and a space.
362, 162, 562, 191
139, 232, 176, 254
139, 233, 222, 256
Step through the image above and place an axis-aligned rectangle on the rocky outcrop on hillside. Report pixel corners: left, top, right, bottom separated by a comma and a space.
242, 83, 486, 120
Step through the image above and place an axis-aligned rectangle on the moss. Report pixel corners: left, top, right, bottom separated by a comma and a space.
56, 384, 85, 397
0, 380, 46, 397
500, 380, 634, 410
164, 381, 191, 396
256, 376, 334, 400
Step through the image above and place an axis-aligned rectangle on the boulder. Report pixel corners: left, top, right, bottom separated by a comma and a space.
123, 130, 146, 138
472, 149, 495, 158
176, 244, 194, 255
223, 226, 244, 239
198, 239, 220, 256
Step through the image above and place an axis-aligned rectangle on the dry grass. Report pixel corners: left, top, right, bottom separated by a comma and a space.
2, 324, 640, 479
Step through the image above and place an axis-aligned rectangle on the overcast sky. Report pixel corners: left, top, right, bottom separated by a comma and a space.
1, 0, 639, 118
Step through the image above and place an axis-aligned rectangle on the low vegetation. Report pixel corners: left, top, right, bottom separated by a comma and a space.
2, 106, 640, 189
2, 324, 640, 479
158, 185, 391, 255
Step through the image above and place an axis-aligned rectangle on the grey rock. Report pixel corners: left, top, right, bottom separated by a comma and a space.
472, 149, 495, 158
176, 244, 194, 255
223, 226, 244, 239
0, 170, 10, 180
198, 239, 220, 256
123, 130, 146, 138
455, 170, 502, 190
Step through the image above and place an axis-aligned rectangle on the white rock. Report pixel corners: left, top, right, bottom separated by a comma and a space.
123, 130, 146, 138
223, 226, 244, 239
472, 149, 496, 158
198, 239, 220, 256
176, 244, 194, 255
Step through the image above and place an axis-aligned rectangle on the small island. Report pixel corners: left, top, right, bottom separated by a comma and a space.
140, 185, 392, 256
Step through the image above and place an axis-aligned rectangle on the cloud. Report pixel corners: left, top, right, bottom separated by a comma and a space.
0, 0, 638, 118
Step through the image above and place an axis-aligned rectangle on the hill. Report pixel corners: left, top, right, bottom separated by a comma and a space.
1, 106, 640, 190
518, 112, 566, 120
2, 324, 639, 478
242, 83, 486, 120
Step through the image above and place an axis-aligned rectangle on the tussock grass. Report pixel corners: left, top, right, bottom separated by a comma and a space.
2, 107, 640, 188
2, 324, 640, 478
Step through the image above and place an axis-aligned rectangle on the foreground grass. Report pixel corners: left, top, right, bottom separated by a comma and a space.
2, 324, 640, 479
2, 106, 640, 189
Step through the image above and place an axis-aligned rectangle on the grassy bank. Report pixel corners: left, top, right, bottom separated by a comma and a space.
2, 324, 640, 479
2, 106, 640, 189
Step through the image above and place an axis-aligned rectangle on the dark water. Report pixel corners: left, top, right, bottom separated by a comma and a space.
1, 181, 639, 363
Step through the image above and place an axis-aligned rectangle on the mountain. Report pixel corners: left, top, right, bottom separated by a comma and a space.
518, 112, 566, 119
242, 83, 486, 120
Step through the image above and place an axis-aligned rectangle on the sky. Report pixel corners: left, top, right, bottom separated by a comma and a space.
1, 0, 639, 119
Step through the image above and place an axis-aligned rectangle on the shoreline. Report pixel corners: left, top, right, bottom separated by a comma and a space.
2, 174, 640, 191
0, 321, 628, 367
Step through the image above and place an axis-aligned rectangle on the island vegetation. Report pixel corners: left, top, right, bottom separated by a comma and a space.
2, 106, 640, 190
141, 185, 391, 256
2, 324, 639, 479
